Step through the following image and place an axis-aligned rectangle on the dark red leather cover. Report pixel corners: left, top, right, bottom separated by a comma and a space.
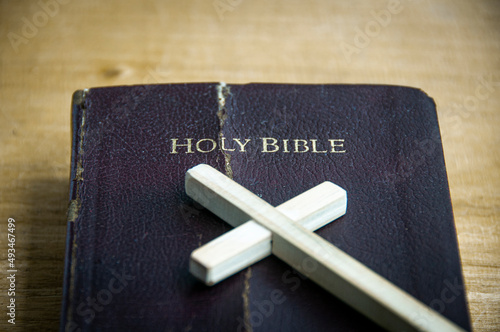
61, 83, 471, 331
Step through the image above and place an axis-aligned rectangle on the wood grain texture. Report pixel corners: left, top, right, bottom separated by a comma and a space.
0, 0, 498, 331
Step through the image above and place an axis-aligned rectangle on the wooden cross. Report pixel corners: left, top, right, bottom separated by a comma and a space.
185, 164, 465, 332
190, 179, 347, 286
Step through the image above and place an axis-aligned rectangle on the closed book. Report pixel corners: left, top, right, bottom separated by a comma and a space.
61, 83, 471, 331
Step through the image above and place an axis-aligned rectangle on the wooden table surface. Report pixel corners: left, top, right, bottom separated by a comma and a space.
0, 0, 498, 331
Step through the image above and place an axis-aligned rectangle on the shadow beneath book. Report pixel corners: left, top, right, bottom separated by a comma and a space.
19, 177, 69, 332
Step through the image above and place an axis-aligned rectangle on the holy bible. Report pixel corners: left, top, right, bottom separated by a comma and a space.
61, 83, 471, 331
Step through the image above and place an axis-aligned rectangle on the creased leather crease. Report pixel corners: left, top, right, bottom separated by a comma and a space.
217, 82, 233, 179
217, 82, 253, 331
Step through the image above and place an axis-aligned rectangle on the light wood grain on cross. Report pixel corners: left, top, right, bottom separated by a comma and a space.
190, 181, 347, 285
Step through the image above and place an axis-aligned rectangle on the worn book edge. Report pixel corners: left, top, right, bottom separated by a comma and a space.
60, 89, 87, 332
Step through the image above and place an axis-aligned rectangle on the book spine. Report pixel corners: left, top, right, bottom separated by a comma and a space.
60, 89, 87, 332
